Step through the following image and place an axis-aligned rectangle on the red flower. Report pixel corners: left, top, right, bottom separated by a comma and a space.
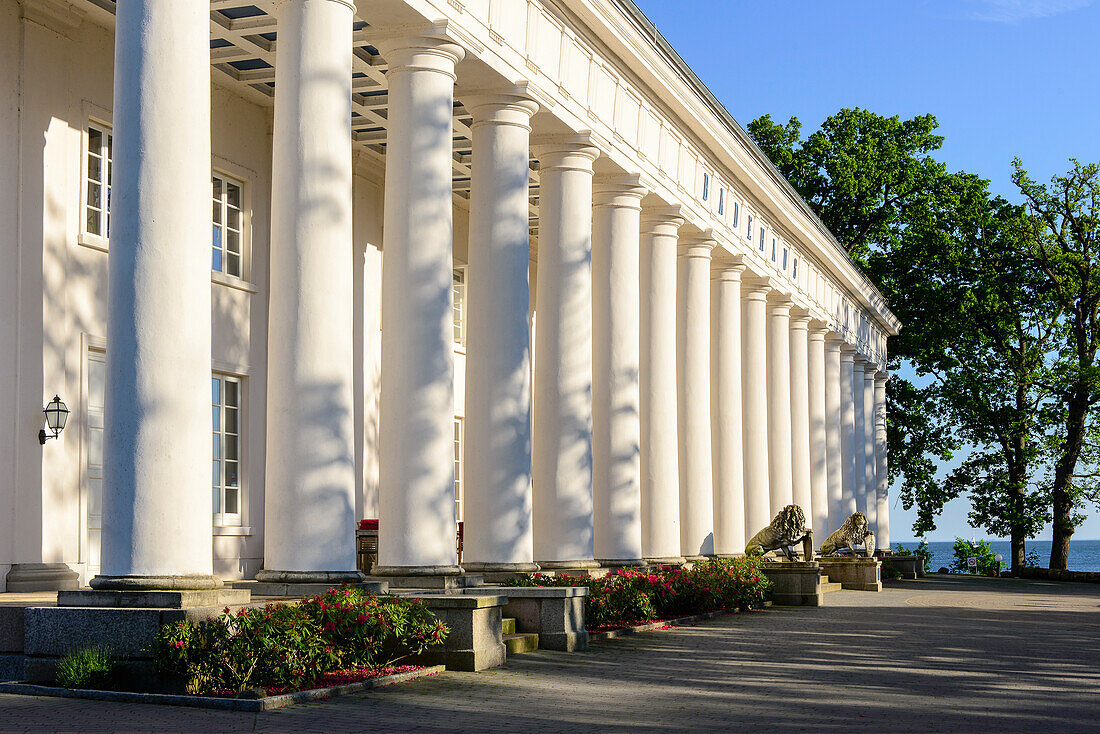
356, 614, 368, 623
325, 622, 336, 631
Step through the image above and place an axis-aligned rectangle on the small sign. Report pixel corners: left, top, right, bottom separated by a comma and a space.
967, 557, 977, 568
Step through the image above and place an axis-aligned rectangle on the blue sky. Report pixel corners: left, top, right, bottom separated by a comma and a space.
631, 0, 1100, 541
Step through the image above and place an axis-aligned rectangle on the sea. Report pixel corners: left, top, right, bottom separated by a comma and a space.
893, 539, 1100, 572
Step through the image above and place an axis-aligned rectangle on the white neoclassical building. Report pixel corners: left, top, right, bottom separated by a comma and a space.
0, 0, 898, 592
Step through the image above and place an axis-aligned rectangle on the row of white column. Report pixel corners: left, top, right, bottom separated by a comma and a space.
95, 5, 890, 589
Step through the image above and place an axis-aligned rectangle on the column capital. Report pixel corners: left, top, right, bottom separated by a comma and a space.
677, 230, 718, 259
789, 305, 812, 329
462, 85, 541, 129
808, 318, 831, 339
711, 253, 746, 282
640, 204, 684, 234
532, 133, 601, 172
875, 370, 891, 384
766, 290, 794, 315
840, 343, 858, 363
374, 34, 466, 79
742, 274, 778, 300
593, 173, 648, 208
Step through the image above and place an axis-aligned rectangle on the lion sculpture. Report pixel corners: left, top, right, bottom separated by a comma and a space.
820, 512, 876, 557
745, 505, 813, 561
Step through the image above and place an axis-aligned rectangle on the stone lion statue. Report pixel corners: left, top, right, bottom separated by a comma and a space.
820, 512, 876, 557
745, 505, 813, 561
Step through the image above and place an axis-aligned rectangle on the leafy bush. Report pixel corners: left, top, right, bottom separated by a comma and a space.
951, 538, 1001, 575
505, 557, 770, 629
156, 588, 448, 695
56, 646, 115, 690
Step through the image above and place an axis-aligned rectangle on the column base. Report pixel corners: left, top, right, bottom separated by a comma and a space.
370, 565, 463, 577
254, 569, 367, 585
595, 558, 647, 568
644, 556, 688, 566
460, 562, 540, 573
4, 563, 79, 592
58, 587, 251, 608
89, 574, 223, 591
535, 559, 600, 571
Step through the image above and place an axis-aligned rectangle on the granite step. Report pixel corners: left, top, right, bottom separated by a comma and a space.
503, 632, 539, 655
820, 576, 843, 593
502, 617, 516, 636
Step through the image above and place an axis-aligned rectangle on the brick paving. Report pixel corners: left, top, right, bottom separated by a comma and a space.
1, 574, 1098, 732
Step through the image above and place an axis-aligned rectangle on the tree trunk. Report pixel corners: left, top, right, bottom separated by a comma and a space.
1007, 448, 1027, 574
1049, 390, 1088, 570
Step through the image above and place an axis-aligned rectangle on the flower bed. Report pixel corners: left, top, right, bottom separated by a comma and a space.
156, 588, 448, 695
504, 557, 770, 631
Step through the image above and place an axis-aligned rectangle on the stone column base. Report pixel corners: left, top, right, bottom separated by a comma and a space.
461, 562, 540, 573
818, 557, 882, 591
595, 558, 647, 568
5, 564, 79, 592
762, 561, 824, 606
89, 574, 223, 591
644, 556, 688, 566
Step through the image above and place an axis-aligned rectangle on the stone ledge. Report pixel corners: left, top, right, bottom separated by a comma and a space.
57, 589, 251, 609
0, 665, 446, 711
230, 580, 389, 597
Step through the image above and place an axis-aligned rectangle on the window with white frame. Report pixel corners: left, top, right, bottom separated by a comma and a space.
212, 375, 242, 526
212, 174, 244, 277
771, 237, 778, 263
453, 417, 464, 523
782, 246, 789, 272
732, 201, 740, 228
746, 213, 754, 240
701, 171, 710, 201
717, 187, 725, 216
792, 256, 800, 280
759, 226, 766, 252
85, 124, 113, 239
453, 268, 466, 345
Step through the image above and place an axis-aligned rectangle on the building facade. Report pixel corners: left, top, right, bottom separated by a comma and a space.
0, 0, 898, 591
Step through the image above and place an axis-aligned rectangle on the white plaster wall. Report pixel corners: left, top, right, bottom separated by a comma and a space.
353, 164, 384, 520
0, 0, 21, 591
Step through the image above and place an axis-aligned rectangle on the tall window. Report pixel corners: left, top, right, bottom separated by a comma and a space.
782, 246, 789, 271
746, 214, 754, 240
771, 237, 778, 262
759, 226, 766, 252
453, 417, 464, 523
86, 124, 113, 238
701, 172, 710, 201
792, 256, 800, 280
718, 187, 725, 216
212, 375, 242, 526
453, 268, 466, 345
212, 175, 243, 277
732, 201, 740, 228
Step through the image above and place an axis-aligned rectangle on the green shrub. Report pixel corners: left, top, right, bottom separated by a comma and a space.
56, 646, 115, 690
504, 556, 770, 629
893, 539, 933, 567
156, 588, 448, 695
951, 538, 1001, 575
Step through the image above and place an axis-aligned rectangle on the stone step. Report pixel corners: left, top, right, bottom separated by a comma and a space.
821, 581, 843, 593
503, 632, 539, 655
502, 617, 516, 636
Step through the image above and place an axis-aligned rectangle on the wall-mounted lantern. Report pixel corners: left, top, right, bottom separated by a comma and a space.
39, 395, 69, 445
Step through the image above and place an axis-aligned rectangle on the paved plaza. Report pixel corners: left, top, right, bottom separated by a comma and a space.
1, 575, 1097, 732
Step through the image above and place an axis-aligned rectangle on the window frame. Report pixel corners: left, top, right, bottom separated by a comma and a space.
453, 267, 467, 348
212, 374, 244, 528
453, 416, 464, 524
732, 200, 740, 228
80, 119, 113, 250
211, 173, 246, 280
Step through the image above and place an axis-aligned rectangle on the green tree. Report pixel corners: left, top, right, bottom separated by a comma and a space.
748, 110, 1058, 571
1011, 159, 1100, 569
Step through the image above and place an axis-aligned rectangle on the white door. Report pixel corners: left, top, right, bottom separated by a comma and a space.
85, 350, 106, 578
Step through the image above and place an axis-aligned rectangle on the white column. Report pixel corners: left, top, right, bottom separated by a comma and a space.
711, 257, 746, 555
261, 0, 360, 583
766, 293, 794, 517
875, 372, 891, 550
741, 277, 772, 541
461, 91, 539, 573
807, 323, 830, 544
789, 309, 812, 522
825, 336, 845, 530
840, 345, 858, 517
97, 1, 215, 588
863, 364, 878, 534
531, 138, 600, 569
592, 174, 647, 565
639, 207, 684, 563
677, 234, 716, 558
375, 35, 465, 575
852, 356, 868, 520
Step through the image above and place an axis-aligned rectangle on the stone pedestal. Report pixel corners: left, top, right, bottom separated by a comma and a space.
818, 557, 882, 591
230, 580, 389, 597
762, 561, 824, 606
368, 574, 483, 590
485, 586, 589, 652
4, 564, 79, 592
883, 555, 924, 580
404, 595, 507, 671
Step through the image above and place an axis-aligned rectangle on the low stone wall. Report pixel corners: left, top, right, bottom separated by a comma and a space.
762, 562, 824, 606
818, 557, 882, 591
477, 587, 589, 651
1018, 566, 1100, 583
882, 555, 925, 580
404, 594, 507, 672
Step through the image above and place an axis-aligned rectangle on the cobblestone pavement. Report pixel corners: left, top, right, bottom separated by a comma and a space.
2, 574, 1098, 733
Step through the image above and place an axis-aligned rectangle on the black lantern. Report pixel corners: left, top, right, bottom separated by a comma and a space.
39, 395, 69, 445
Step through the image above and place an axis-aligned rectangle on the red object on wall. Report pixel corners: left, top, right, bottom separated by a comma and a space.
359, 519, 378, 531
